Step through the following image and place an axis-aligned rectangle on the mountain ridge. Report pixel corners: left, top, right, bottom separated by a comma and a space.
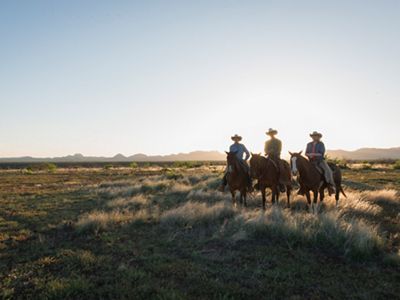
0, 147, 399, 162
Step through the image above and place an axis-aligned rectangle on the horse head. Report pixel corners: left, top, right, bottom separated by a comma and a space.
225, 151, 239, 173
249, 152, 263, 178
289, 151, 303, 176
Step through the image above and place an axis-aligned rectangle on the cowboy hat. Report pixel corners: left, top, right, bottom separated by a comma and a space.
231, 134, 242, 141
310, 131, 323, 138
266, 128, 278, 136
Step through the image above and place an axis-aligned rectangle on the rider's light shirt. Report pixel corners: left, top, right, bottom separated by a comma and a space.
230, 143, 250, 161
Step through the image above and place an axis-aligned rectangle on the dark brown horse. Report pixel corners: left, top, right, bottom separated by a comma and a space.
225, 151, 249, 207
289, 151, 346, 211
249, 154, 292, 209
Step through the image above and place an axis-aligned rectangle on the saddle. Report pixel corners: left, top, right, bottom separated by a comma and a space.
312, 163, 324, 175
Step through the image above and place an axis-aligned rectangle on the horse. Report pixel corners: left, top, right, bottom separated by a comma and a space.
249, 153, 292, 210
225, 151, 250, 207
289, 151, 346, 211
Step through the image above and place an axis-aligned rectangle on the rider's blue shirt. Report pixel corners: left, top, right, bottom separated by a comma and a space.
306, 141, 326, 162
230, 143, 250, 161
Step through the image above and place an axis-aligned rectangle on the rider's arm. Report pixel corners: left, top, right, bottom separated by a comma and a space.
277, 139, 282, 154
243, 145, 250, 161
264, 141, 269, 156
305, 143, 313, 158
317, 143, 326, 157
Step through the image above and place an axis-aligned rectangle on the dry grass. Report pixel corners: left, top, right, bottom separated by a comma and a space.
226, 206, 383, 259
362, 189, 399, 206
107, 194, 149, 208
161, 201, 235, 227
337, 191, 382, 218
87, 175, 393, 259
2, 166, 400, 299
76, 209, 152, 233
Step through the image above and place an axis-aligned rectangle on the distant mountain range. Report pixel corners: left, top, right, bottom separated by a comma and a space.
327, 147, 400, 161
0, 147, 399, 163
0, 151, 226, 163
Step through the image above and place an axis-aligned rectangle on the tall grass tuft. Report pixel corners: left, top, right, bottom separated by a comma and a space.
76, 209, 151, 234
161, 201, 236, 227
226, 207, 384, 260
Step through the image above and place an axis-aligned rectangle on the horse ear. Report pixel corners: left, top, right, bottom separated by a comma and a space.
258, 153, 261, 156
299, 150, 303, 155
250, 152, 254, 156
288, 151, 293, 156
225, 151, 229, 155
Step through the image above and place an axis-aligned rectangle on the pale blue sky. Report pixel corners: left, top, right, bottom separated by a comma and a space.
1, 0, 399, 157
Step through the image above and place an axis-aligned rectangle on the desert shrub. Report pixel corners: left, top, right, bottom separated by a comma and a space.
130, 162, 138, 169
393, 160, 400, 170
46, 163, 57, 173
164, 169, 184, 180
104, 164, 113, 170
172, 161, 202, 169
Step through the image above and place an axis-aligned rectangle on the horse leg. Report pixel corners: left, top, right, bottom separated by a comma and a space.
243, 190, 247, 207
335, 185, 340, 207
271, 186, 278, 205
261, 188, 266, 210
313, 189, 319, 213
305, 190, 312, 211
319, 185, 325, 203
286, 185, 292, 208
231, 190, 236, 208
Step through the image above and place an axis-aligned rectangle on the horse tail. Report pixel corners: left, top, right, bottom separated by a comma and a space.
340, 186, 347, 198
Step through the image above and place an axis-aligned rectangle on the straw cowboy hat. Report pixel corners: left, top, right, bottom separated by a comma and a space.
231, 134, 242, 141
266, 128, 278, 136
310, 131, 323, 138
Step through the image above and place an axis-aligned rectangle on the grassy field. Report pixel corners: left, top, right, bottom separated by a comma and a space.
0, 165, 399, 299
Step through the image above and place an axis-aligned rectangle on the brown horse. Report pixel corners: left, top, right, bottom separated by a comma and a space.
249, 154, 292, 209
225, 151, 249, 207
289, 151, 346, 211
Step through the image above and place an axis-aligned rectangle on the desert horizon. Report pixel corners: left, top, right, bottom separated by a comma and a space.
1, 146, 400, 162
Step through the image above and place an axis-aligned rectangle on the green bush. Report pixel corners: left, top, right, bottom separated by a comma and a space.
172, 161, 202, 169
104, 164, 113, 170
130, 162, 138, 169
47, 163, 57, 173
393, 160, 400, 170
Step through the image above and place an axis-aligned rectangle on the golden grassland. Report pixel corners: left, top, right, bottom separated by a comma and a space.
0, 165, 399, 299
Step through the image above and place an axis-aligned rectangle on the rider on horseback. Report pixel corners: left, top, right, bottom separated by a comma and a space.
305, 131, 336, 195
219, 134, 253, 192
264, 128, 290, 192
